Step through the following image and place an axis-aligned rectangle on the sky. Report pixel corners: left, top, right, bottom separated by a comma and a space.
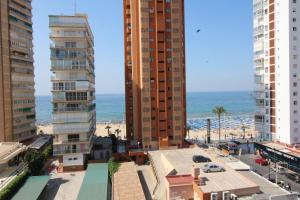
32, 0, 253, 96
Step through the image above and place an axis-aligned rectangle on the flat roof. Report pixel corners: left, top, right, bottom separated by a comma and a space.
77, 163, 108, 200
238, 171, 288, 196
29, 135, 51, 150
263, 142, 300, 157
113, 162, 145, 200
12, 175, 49, 200
0, 142, 26, 163
149, 148, 259, 193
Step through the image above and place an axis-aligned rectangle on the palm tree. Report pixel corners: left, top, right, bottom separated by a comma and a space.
105, 125, 111, 136
241, 124, 249, 139
212, 106, 226, 144
114, 129, 121, 139
186, 125, 191, 138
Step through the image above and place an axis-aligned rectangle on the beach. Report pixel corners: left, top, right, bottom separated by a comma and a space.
37, 121, 256, 141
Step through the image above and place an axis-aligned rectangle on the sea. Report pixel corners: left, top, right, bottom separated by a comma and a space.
36, 91, 255, 130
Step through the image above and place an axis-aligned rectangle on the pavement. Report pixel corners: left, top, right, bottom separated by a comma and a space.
238, 154, 300, 192
38, 171, 85, 200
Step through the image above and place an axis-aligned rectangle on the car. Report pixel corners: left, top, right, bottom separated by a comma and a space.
255, 158, 269, 166
192, 155, 211, 163
286, 173, 300, 183
202, 163, 225, 173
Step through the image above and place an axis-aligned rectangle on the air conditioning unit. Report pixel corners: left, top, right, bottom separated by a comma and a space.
223, 191, 230, 200
211, 193, 218, 200
231, 193, 238, 200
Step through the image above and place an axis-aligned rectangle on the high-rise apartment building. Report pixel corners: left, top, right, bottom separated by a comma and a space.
123, 0, 186, 149
254, 0, 300, 145
49, 14, 96, 170
0, 0, 36, 142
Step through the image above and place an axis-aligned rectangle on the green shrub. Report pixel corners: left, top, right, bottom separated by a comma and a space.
0, 170, 29, 200
41, 145, 53, 158
108, 158, 120, 179
25, 149, 45, 176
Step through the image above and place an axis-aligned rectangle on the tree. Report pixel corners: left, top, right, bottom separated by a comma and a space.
109, 133, 118, 153
212, 106, 226, 144
241, 124, 249, 139
105, 125, 111, 136
24, 149, 45, 175
108, 158, 120, 179
186, 125, 191, 138
114, 129, 121, 139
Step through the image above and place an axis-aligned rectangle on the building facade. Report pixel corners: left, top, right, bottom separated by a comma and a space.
123, 0, 187, 149
49, 14, 96, 170
0, 0, 36, 142
254, 0, 300, 145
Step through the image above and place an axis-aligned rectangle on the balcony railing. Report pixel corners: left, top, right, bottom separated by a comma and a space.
53, 148, 90, 155
53, 137, 91, 144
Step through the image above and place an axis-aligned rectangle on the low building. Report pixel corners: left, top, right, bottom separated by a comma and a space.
12, 176, 49, 200
254, 142, 300, 173
77, 163, 111, 200
113, 162, 145, 200
0, 142, 27, 190
92, 137, 112, 162
149, 147, 290, 200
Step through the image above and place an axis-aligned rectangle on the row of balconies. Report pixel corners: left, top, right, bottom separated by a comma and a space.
53, 145, 91, 155
53, 121, 95, 134
52, 110, 95, 124
52, 81, 94, 92
53, 103, 96, 114
52, 92, 95, 102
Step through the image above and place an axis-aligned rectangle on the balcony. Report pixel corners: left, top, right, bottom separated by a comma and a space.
53, 137, 91, 145
53, 122, 94, 134
53, 148, 90, 155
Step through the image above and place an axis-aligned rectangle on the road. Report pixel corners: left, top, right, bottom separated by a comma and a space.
238, 154, 300, 192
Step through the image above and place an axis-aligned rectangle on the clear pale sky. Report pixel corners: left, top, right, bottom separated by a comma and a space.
32, 0, 253, 96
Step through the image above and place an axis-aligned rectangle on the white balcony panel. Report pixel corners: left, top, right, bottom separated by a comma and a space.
76, 81, 89, 90
53, 112, 94, 123
53, 122, 91, 134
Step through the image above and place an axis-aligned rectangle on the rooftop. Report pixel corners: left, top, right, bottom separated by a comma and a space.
149, 147, 259, 194
113, 162, 145, 200
12, 176, 49, 200
77, 163, 109, 200
0, 142, 26, 163
263, 142, 300, 158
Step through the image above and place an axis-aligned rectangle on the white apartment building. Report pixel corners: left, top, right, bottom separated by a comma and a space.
254, 0, 300, 145
49, 14, 96, 171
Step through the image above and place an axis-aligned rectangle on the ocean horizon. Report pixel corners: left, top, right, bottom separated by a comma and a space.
36, 91, 255, 129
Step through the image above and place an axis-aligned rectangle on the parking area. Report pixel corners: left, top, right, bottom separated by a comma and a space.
38, 171, 85, 200
238, 154, 300, 192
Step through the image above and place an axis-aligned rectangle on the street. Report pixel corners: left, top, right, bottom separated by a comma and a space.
238, 154, 300, 192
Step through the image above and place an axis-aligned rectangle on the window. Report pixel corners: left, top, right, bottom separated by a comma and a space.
293, 0, 297, 3
293, 18, 297, 22
294, 101, 298, 105
293, 82, 297, 87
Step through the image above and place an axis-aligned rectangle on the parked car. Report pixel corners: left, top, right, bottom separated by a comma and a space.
202, 163, 225, 173
192, 155, 211, 163
255, 158, 269, 166
286, 173, 300, 183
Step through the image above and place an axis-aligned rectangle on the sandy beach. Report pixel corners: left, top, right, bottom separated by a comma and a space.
37, 122, 256, 141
